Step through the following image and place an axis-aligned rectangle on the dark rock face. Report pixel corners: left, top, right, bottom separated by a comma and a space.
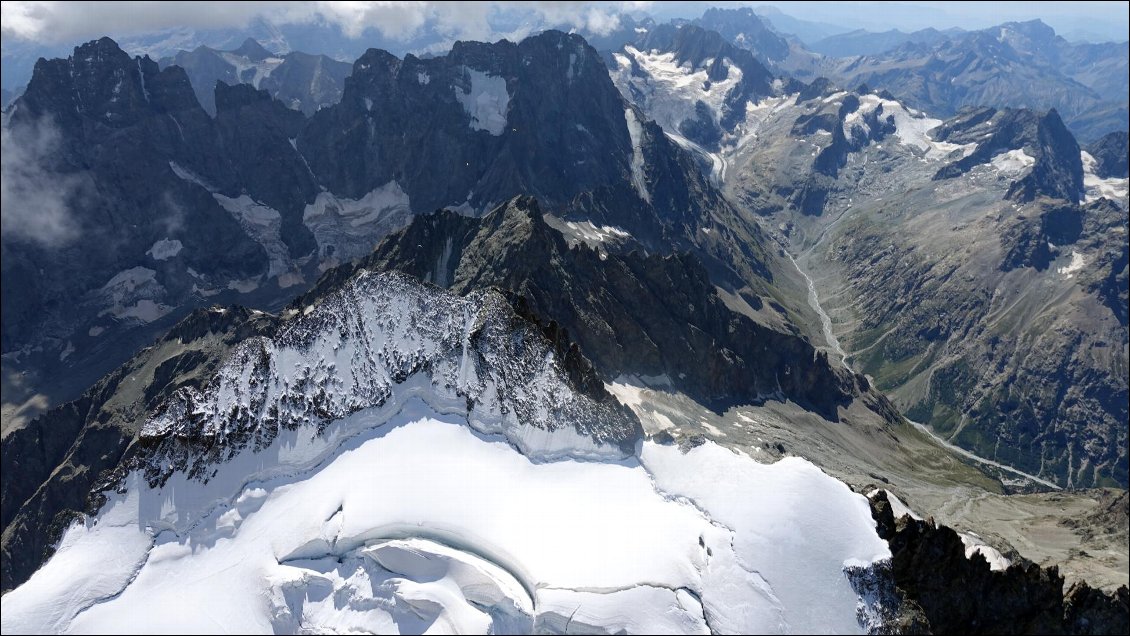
869, 490, 1130, 635
2, 38, 268, 355
999, 201, 1084, 272
694, 7, 791, 63
1086, 131, 1129, 179
347, 197, 901, 424
300, 31, 637, 214
257, 51, 351, 115
1077, 199, 1130, 327
932, 107, 1083, 203
212, 82, 318, 257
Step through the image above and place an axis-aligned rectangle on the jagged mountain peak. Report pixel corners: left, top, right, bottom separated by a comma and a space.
142, 268, 643, 475
230, 37, 274, 61
931, 106, 1083, 203
19, 36, 200, 129
695, 6, 791, 62
303, 31, 639, 214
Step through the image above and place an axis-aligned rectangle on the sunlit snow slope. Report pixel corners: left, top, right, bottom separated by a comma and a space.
1, 273, 890, 635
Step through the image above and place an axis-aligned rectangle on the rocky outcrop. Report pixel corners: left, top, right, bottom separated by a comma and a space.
1086, 131, 1129, 179
932, 107, 1083, 203
869, 490, 1130, 635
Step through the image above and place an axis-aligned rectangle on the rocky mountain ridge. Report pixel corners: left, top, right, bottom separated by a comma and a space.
1, 30, 805, 435
1, 267, 638, 592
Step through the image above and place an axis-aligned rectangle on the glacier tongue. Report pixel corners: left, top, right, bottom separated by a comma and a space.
1, 271, 892, 635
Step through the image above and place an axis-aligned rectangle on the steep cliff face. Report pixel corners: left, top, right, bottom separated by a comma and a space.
869, 490, 1130, 635
320, 196, 899, 425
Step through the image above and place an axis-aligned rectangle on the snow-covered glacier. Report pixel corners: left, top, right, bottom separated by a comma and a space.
1, 271, 891, 635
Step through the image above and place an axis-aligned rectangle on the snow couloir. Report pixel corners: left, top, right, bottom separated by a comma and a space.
1, 271, 891, 635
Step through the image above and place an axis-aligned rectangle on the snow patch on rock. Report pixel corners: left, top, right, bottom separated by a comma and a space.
168, 161, 215, 191
96, 267, 171, 323
454, 68, 509, 136
1081, 151, 1129, 205
219, 52, 284, 89
303, 182, 413, 265
624, 108, 651, 202
213, 193, 290, 278
990, 148, 1036, 176
843, 94, 975, 160
1057, 250, 1087, 278
959, 533, 1011, 572
146, 238, 183, 261
562, 220, 632, 245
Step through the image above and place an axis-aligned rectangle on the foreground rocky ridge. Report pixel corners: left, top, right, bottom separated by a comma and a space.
869, 490, 1129, 635
1, 268, 637, 592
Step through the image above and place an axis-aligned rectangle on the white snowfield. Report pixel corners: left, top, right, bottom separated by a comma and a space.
989, 148, 1036, 176
220, 52, 285, 89
1, 406, 890, 635
97, 266, 172, 324
1081, 151, 1129, 205
612, 46, 743, 149
841, 93, 976, 162
455, 67, 510, 136
1, 272, 894, 635
146, 237, 183, 261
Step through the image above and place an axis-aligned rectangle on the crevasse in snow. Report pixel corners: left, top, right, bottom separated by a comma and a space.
1, 272, 892, 635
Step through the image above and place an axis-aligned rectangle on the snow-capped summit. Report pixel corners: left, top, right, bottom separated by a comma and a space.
1, 268, 895, 635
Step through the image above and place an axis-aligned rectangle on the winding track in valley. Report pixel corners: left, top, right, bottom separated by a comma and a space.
784, 227, 1062, 491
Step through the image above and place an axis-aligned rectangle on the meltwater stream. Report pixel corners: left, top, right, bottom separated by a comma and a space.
785, 249, 1062, 490
785, 250, 849, 369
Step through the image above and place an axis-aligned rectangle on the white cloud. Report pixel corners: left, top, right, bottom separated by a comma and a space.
0, 1, 654, 45
0, 114, 86, 247
1, 1, 280, 43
